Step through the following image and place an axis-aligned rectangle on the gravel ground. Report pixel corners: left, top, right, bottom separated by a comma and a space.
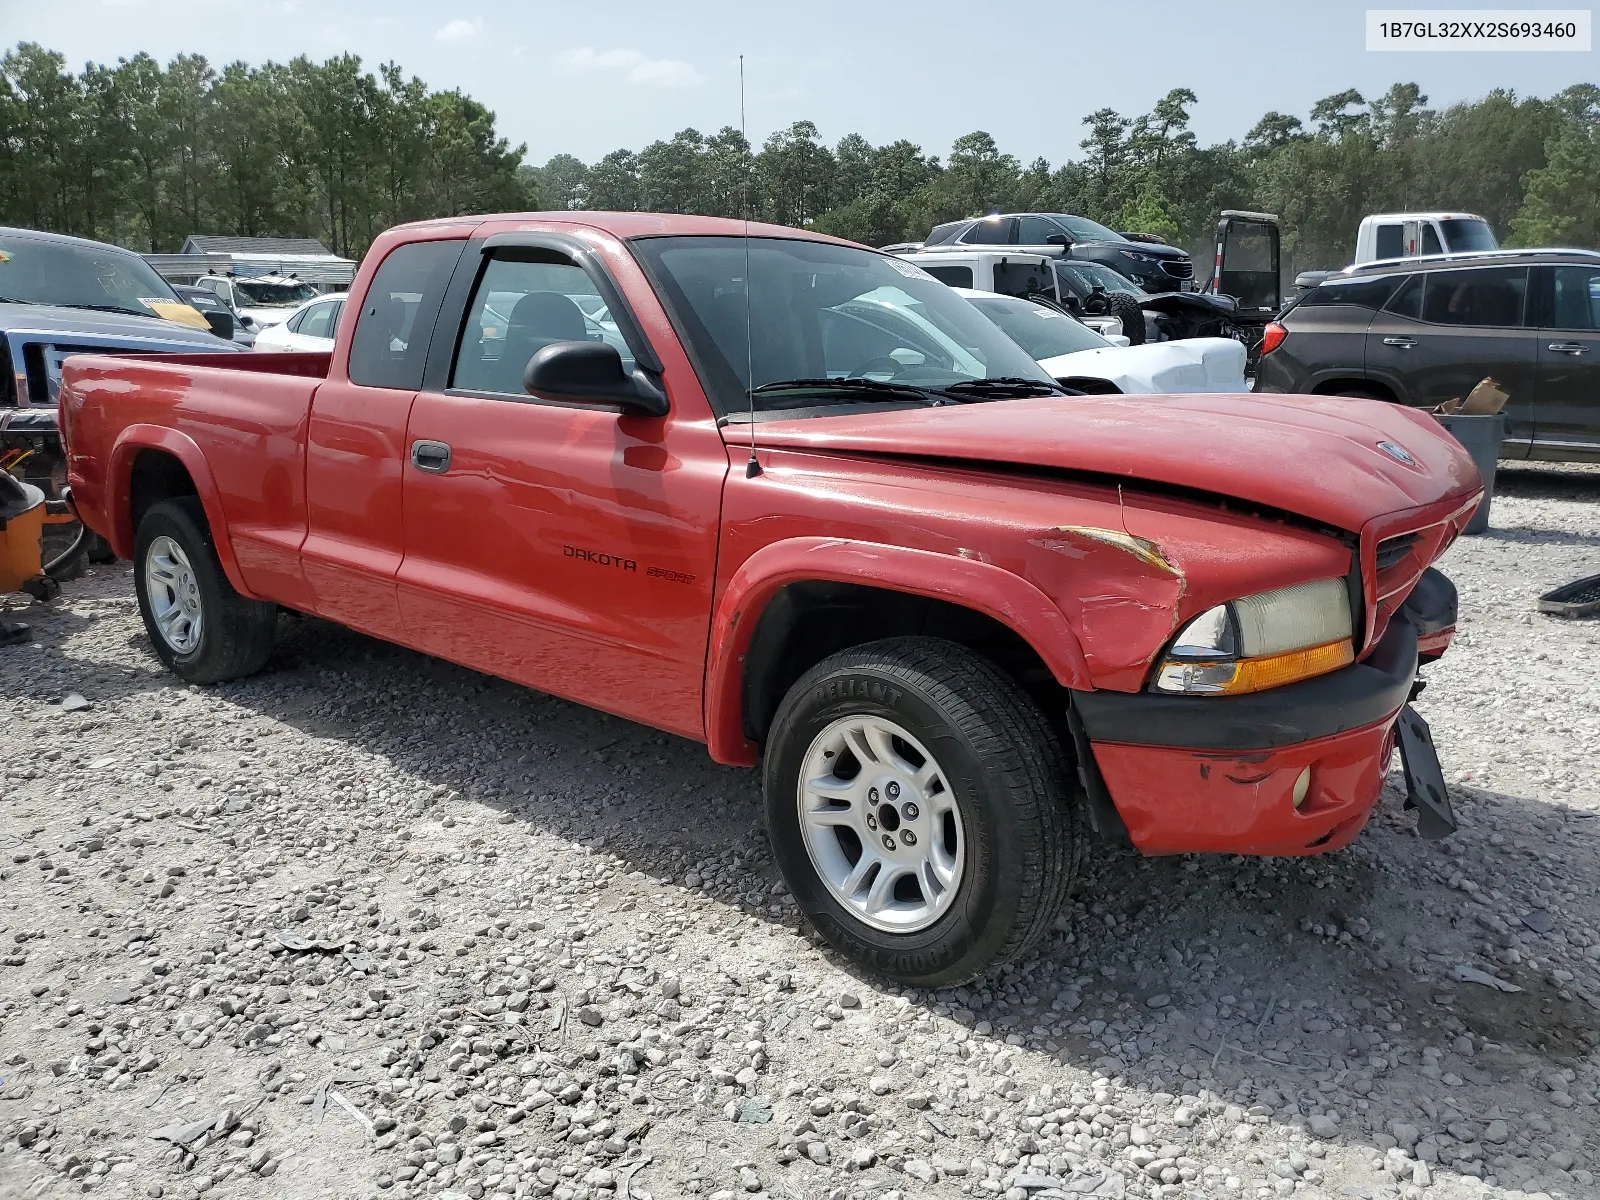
2, 464, 1598, 1200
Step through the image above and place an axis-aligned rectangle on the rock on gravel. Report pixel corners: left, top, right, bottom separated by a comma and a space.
2, 464, 1599, 1200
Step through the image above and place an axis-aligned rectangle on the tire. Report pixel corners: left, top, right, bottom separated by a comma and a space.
133, 497, 277, 684
1104, 292, 1146, 345
764, 637, 1080, 987
86, 531, 117, 564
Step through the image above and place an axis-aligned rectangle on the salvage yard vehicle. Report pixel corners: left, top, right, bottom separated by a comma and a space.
192, 272, 321, 332
923, 211, 1198, 293
252, 293, 349, 353
957, 288, 1247, 394
1256, 249, 1600, 462
172, 285, 252, 347
1, 226, 240, 576
899, 248, 1127, 340
61, 213, 1480, 986
1355, 212, 1498, 265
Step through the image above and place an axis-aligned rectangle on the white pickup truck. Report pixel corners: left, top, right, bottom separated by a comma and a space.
1355, 212, 1498, 264
191, 273, 325, 332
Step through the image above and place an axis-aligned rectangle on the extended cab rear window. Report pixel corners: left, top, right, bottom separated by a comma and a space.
348, 239, 464, 389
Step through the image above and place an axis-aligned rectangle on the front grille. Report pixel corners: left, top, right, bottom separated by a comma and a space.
1360, 502, 1474, 653
1375, 533, 1420, 571
1160, 259, 1194, 280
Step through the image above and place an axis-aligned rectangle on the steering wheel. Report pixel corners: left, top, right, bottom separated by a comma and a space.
847, 356, 907, 379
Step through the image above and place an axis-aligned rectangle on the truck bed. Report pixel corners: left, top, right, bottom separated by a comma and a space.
60, 351, 329, 598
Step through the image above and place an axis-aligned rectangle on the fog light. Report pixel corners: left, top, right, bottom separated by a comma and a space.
1291, 768, 1312, 810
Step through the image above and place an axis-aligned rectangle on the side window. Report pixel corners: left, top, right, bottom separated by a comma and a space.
453, 251, 635, 396
1017, 216, 1062, 245
1421, 225, 1443, 256
921, 265, 974, 288
1383, 274, 1423, 319
960, 218, 1014, 245
348, 238, 464, 390
1300, 277, 1399, 310
1421, 268, 1527, 327
1549, 266, 1600, 330
285, 308, 306, 333
298, 302, 336, 340
1375, 224, 1404, 260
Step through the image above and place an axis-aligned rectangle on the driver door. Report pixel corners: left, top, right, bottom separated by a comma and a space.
396, 234, 727, 738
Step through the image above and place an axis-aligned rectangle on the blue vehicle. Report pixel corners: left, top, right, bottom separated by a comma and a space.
0, 226, 240, 577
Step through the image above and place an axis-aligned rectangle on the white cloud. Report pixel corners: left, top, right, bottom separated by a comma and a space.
560, 47, 702, 88
435, 18, 484, 43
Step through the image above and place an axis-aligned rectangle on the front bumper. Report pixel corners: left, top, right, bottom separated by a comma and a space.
1070, 604, 1430, 857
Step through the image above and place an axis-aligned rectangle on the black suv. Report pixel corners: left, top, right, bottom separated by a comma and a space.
924, 212, 1196, 294
1256, 250, 1600, 463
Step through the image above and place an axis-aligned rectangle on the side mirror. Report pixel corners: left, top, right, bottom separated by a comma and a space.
1045, 233, 1071, 247
523, 340, 668, 417
202, 310, 235, 341
239, 314, 255, 328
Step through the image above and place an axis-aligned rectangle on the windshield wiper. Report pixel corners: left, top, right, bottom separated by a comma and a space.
38, 301, 155, 319
750, 378, 943, 405
934, 377, 1065, 399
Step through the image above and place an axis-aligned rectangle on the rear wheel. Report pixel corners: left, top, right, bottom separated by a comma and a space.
764, 637, 1079, 986
1333, 386, 1391, 401
133, 497, 277, 684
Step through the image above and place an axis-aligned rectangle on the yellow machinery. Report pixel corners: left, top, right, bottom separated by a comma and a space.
1, 473, 47, 592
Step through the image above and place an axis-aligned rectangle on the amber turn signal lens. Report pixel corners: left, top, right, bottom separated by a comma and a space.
1220, 638, 1354, 695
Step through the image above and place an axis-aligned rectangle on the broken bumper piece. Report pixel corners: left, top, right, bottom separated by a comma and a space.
1073, 616, 1450, 855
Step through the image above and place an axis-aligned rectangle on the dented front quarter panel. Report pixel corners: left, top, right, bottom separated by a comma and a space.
710, 448, 1353, 718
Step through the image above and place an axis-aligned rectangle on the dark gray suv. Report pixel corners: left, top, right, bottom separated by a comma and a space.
1256, 250, 1600, 462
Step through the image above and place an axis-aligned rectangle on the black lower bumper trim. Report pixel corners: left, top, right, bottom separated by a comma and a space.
1071, 617, 1419, 752
1405, 567, 1457, 642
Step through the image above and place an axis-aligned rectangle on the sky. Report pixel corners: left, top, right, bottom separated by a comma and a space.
4, 0, 1597, 167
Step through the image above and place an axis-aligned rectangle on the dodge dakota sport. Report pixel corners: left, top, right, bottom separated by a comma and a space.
59, 213, 1481, 985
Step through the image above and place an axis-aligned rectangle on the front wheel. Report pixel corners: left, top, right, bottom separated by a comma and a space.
764, 637, 1079, 987
133, 497, 277, 684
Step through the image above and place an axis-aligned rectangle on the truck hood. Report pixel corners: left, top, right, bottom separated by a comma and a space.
740, 391, 1481, 533
1041, 338, 1246, 394
0, 301, 235, 350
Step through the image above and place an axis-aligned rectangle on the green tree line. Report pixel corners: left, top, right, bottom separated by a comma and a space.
4, 41, 1598, 274
0, 43, 525, 258
526, 82, 1600, 275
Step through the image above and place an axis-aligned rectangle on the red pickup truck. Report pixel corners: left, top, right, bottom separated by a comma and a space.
60, 213, 1481, 985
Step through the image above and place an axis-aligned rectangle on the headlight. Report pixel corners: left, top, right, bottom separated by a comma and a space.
1152, 578, 1354, 696
1119, 250, 1152, 263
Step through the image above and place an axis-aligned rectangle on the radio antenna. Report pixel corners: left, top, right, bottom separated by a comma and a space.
740, 54, 761, 478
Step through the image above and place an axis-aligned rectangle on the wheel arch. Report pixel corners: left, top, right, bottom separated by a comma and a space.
704, 538, 1092, 766
1309, 375, 1401, 403
110, 426, 257, 598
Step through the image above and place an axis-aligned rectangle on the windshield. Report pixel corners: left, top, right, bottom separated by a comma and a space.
1057, 260, 1146, 298
1440, 219, 1498, 254
631, 236, 1055, 415
235, 279, 319, 306
1050, 215, 1126, 243
0, 232, 183, 317
967, 295, 1110, 359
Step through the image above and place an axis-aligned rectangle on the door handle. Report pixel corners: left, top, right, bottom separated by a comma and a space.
1383, 337, 1418, 348
410, 440, 452, 473
1548, 342, 1589, 355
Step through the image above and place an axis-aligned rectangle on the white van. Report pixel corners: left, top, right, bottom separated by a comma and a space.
1354, 213, 1498, 264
